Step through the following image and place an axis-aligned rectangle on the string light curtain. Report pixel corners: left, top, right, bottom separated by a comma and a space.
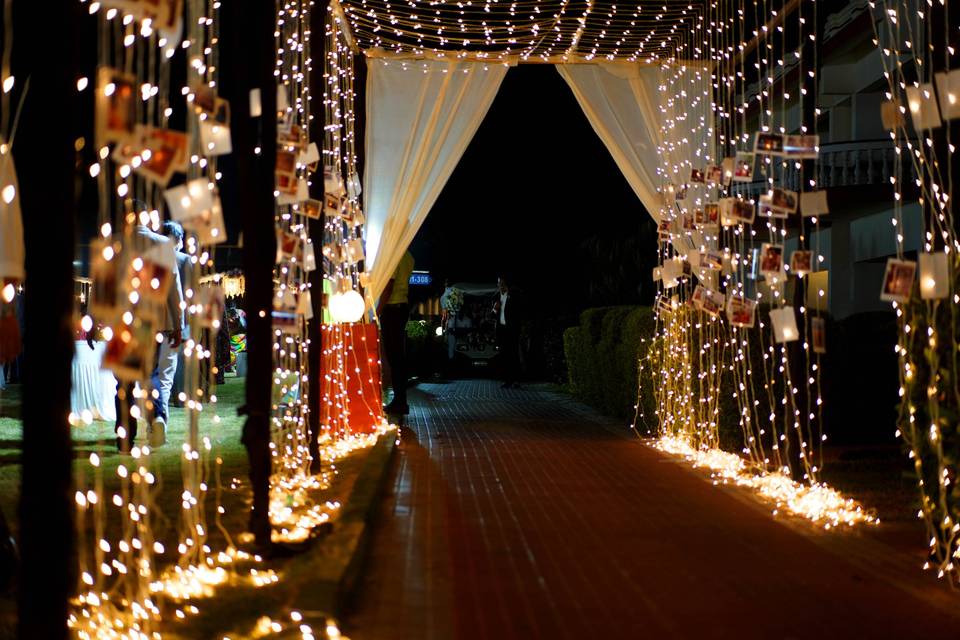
556, 62, 667, 221
363, 53, 510, 301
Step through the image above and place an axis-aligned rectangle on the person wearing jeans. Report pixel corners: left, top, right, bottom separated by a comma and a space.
156, 221, 192, 423
378, 251, 415, 415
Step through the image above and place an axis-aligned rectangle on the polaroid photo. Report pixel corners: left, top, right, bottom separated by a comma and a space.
192, 84, 230, 125
936, 70, 960, 121
757, 195, 783, 219
732, 152, 755, 182
276, 148, 298, 176
790, 250, 812, 276
726, 296, 757, 329
96, 67, 137, 145
299, 198, 322, 220
656, 296, 673, 315
297, 289, 314, 321
783, 135, 819, 159
720, 157, 735, 184
652, 267, 662, 283
691, 284, 705, 309
880, 257, 916, 303
303, 241, 317, 272
769, 187, 798, 213
278, 124, 307, 151
274, 286, 299, 312
196, 285, 226, 333
661, 259, 682, 286
905, 84, 942, 131
346, 238, 365, 264
769, 306, 799, 343
272, 310, 300, 335
324, 193, 344, 217
754, 132, 785, 156
324, 166, 345, 196
681, 213, 696, 232
701, 249, 723, 270
346, 172, 362, 199
690, 168, 705, 184
276, 172, 299, 198
276, 228, 302, 264
183, 196, 227, 245
200, 120, 232, 156
919, 252, 949, 300
90, 239, 121, 321
675, 184, 688, 201
800, 190, 829, 218
719, 198, 736, 227
300, 142, 321, 172
811, 317, 826, 354
129, 244, 175, 319
759, 243, 784, 277
278, 177, 309, 205
164, 178, 215, 223
701, 203, 720, 229
700, 288, 725, 317
881, 99, 906, 131
136, 126, 189, 186
103, 319, 158, 381
705, 165, 723, 185
732, 199, 755, 224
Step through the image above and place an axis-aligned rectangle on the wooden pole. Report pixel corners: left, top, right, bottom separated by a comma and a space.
14, 0, 80, 636
220, 0, 277, 548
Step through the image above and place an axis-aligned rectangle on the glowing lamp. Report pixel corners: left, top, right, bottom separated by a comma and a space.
919, 252, 949, 300
328, 290, 365, 323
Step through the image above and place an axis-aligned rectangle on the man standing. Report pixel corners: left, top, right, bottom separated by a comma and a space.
115, 223, 183, 452
378, 250, 415, 415
494, 276, 520, 389
157, 221, 191, 424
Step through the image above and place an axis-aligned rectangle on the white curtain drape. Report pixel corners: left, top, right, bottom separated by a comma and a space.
556, 63, 666, 222
557, 62, 715, 254
363, 54, 509, 301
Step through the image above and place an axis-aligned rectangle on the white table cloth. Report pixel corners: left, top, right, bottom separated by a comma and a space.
71, 340, 117, 421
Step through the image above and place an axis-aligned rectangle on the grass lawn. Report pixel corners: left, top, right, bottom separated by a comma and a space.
0, 376, 376, 639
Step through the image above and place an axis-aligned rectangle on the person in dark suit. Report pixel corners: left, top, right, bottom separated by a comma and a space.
493, 276, 521, 388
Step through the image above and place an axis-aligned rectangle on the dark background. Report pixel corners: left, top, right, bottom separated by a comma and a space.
407, 65, 659, 316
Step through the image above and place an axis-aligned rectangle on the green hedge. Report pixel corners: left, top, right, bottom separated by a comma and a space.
563, 306, 656, 424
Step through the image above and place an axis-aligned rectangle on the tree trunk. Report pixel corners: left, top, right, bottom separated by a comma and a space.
14, 0, 80, 636
220, 0, 277, 547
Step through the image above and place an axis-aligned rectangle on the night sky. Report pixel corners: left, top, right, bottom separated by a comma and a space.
407, 65, 658, 316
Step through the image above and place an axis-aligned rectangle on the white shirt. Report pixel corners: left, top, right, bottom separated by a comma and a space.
499, 292, 508, 325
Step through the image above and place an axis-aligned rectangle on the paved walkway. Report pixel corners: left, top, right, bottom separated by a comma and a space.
346, 380, 960, 639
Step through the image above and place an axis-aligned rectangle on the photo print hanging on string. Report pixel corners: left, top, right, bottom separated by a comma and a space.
881, 100, 906, 131
790, 250, 812, 276
732, 152, 755, 182
783, 135, 819, 159
759, 243, 784, 278
935, 69, 960, 121
769, 306, 799, 343
880, 257, 917, 303
753, 132, 785, 156
800, 190, 829, 217
726, 296, 757, 328
811, 317, 827, 354
103, 318, 158, 381
90, 238, 121, 321
136, 126, 189, 186
905, 84, 942, 131
96, 67, 137, 146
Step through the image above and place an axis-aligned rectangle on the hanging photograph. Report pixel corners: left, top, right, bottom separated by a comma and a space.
102, 319, 157, 381
935, 69, 960, 121
701, 249, 723, 270
800, 190, 829, 217
732, 152, 755, 182
720, 157, 735, 184
769, 306, 799, 343
759, 243, 784, 277
726, 296, 757, 328
790, 250, 812, 275
753, 132, 784, 155
275, 228, 302, 263
732, 199, 755, 224
700, 203, 720, 229
783, 135, 819, 159
96, 67, 137, 145
136, 126, 189, 186
90, 239, 120, 321
905, 84, 942, 131
918, 252, 949, 300
811, 317, 827, 354
300, 198, 322, 220
196, 286, 226, 332
758, 194, 787, 219
706, 165, 723, 184
880, 100, 906, 131
690, 168, 705, 183
880, 257, 917, 303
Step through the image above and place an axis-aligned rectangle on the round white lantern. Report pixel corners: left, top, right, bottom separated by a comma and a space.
328, 289, 366, 323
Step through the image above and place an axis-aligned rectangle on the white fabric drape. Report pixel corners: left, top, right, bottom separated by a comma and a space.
363, 54, 509, 301
556, 63, 666, 222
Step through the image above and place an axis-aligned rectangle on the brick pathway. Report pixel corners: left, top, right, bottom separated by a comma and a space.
345, 380, 960, 639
